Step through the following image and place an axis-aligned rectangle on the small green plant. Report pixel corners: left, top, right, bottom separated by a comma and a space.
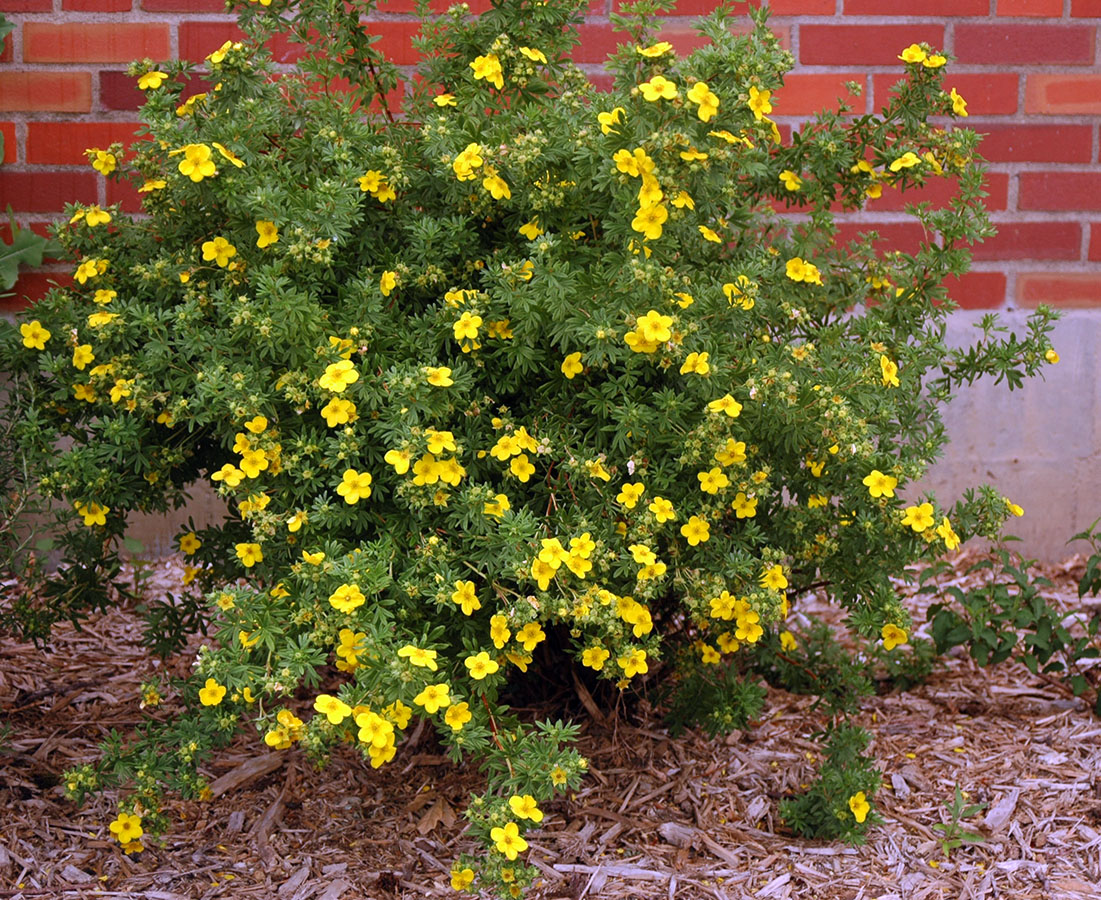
1072, 516, 1101, 602
932, 784, 986, 859
779, 723, 882, 843
925, 547, 1101, 714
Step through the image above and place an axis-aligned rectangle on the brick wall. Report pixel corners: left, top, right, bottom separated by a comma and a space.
1, 0, 1099, 312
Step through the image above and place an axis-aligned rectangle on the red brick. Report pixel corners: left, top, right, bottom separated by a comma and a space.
0, 121, 15, 164
943, 272, 1007, 310
1089, 224, 1101, 261
977, 124, 1093, 164
655, 26, 714, 56
874, 73, 1019, 116
844, 0, 987, 13
107, 176, 144, 214
3, 270, 73, 313
141, 0, 231, 9
761, 0, 837, 11
971, 222, 1081, 261
1017, 273, 1101, 308
777, 72, 865, 115
178, 21, 245, 63
0, 72, 93, 112
1019, 172, 1101, 211
0, 0, 52, 9
1071, 0, 1101, 13
62, 0, 133, 9
799, 25, 946, 67
868, 172, 1009, 213
586, 71, 615, 92
955, 25, 1096, 65
998, 0, 1063, 14
99, 71, 143, 111
1025, 75, 1101, 115
24, 23, 171, 63
1, 33, 9, 64
834, 222, 927, 255
362, 21, 423, 66
575, 24, 625, 64
0, 171, 98, 213
376, 0, 492, 11
27, 121, 143, 165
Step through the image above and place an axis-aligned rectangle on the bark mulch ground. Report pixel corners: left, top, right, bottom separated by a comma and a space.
2, 550, 1100, 900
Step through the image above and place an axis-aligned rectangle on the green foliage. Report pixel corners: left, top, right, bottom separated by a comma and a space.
779, 723, 881, 843
664, 657, 767, 737
3, 0, 1063, 887
0, 210, 59, 295
1071, 517, 1101, 602
925, 548, 1101, 712
932, 784, 986, 859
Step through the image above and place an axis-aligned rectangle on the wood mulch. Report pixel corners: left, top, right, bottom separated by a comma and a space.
2, 551, 1100, 900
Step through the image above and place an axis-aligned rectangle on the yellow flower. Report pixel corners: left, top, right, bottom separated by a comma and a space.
380, 270, 398, 296
519, 46, 547, 63
491, 821, 528, 860
697, 467, 730, 494
686, 81, 720, 121
201, 236, 236, 267
889, 151, 922, 173
93, 288, 117, 304
179, 532, 201, 555
648, 496, 676, 524
1005, 497, 1024, 517
510, 453, 535, 482
882, 623, 908, 651
434, 93, 456, 107
464, 651, 499, 680
698, 226, 721, 243
779, 169, 802, 191
286, 510, 307, 532
87, 311, 119, 328
444, 702, 472, 732
212, 141, 245, 168
75, 501, 109, 526
862, 469, 897, 498
519, 218, 543, 240
336, 469, 372, 504
849, 791, 871, 823
680, 515, 710, 546
452, 142, 484, 181
760, 564, 788, 592
138, 71, 168, 90
561, 351, 584, 379
450, 867, 475, 890
597, 106, 625, 135
451, 580, 481, 616
708, 394, 742, 417
198, 677, 227, 706
235, 542, 263, 567
138, 179, 166, 193
177, 143, 216, 181
618, 648, 648, 677
453, 311, 482, 341
516, 622, 545, 652
731, 492, 757, 519
318, 359, 359, 392
581, 646, 609, 670
109, 812, 143, 845
639, 75, 677, 102
617, 482, 644, 508
723, 276, 756, 310
923, 53, 946, 69
936, 517, 960, 550
89, 148, 116, 175
880, 355, 900, 387
413, 682, 451, 714
320, 397, 356, 427
680, 351, 710, 376
207, 39, 240, 65
631, 204, 668, 241
20, 320, 51, 350
636, 41, 672, 57
426, 366, 453, 387
256, 220, 279, 248
328, 583, 366, 613
786, 257, 822, 284
303, 550, 326, 565
509, 794, 543, 823
780, 631, 797, 651
470, 53, 504, 90
898, 43, 927, 65
747, 86, 772, 121
314, 694, 352, 724
901, 502, 935, 532
949, 87, 968, 117
211, 463, 244, 487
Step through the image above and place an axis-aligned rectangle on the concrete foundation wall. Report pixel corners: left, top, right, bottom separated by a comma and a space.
920, 310, 1101, 560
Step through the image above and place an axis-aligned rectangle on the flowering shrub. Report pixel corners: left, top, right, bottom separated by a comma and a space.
3, 0, 1060, 891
